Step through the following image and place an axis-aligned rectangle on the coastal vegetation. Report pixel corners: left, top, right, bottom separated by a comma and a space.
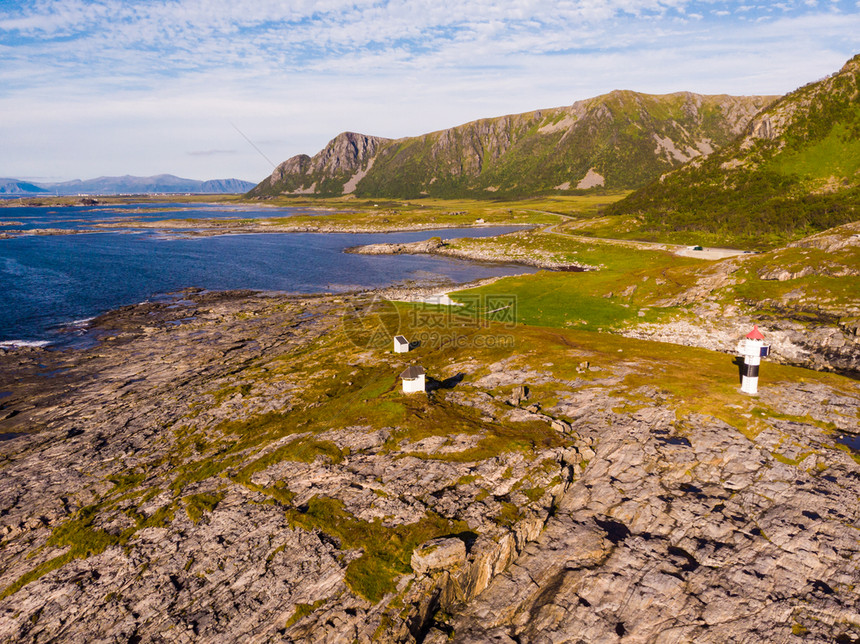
447, 219, 859, 325
74, 193, 623, 234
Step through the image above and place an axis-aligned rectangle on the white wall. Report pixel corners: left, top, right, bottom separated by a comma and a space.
402, 374, 425, 393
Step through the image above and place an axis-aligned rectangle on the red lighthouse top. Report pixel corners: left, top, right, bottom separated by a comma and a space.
745, 325, 764, 340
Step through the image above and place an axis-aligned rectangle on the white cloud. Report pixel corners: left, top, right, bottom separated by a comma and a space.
0, 0, 858, 180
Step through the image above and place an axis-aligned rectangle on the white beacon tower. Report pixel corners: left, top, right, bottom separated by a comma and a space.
737, 325, 769, 395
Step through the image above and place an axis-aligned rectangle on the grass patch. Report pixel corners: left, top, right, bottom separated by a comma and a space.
1, 500, 176, 600
522, 486, 546, 503
451, 247, 695, 331
235, 438, 345, 483
285, 600, 326, 629
771, 451, 815, 467
210, 383, 252, 405
0, 551, 76, 601
494, 501, 524, 527
286, 497, 468, 603
774, 122, 860, 181
184, 491, 226, 524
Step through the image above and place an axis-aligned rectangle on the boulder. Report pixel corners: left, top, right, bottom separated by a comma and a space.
551, 419, 571, 434
411, 538, 467, 575
508, 384, 529, 406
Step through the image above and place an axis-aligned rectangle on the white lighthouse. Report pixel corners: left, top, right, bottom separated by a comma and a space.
737, 325, 770, 395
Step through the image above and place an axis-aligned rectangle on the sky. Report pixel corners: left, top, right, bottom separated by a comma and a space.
1, 1, 859, 184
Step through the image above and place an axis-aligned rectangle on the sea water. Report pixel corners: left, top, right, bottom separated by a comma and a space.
0, 204, 534, 345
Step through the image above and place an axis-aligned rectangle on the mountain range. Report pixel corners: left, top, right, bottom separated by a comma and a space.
248, 91, 776, 199
249, 53, 860, 245
0, 174, 256, 196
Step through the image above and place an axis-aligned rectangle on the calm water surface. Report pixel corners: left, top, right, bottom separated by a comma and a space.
0, 204, 534, 345
0, 202, 323, 231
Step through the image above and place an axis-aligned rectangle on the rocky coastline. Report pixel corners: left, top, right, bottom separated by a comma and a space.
348, 237, 860, 378
621, 223, 860, 378
347, 236, 597, 271
0, 285, 858, 643
91, 219, 532, 237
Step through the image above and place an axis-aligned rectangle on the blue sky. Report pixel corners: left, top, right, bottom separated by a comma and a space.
1, 0, 859, 183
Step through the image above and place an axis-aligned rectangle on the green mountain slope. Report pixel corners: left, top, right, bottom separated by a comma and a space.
609, 54, 860, 245
248, 91, 775, 199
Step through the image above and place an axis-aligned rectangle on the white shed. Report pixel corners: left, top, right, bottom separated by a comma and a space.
393, 335, 410, 353
400, 365, 426, 393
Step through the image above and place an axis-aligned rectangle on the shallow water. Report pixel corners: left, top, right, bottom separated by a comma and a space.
836, 433, 860, 452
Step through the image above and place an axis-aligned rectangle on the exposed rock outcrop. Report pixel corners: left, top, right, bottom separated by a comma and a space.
449, 395, 860, 643
348, 233, 598, 271
252, 132, 390, 196
622, 221, 860, 376
0, 289, 857, 643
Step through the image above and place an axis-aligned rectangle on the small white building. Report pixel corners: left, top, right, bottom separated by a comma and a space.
400, 365, 426, 394
393, 335, 410, 353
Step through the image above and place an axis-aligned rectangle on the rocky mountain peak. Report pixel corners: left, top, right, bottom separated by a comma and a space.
269, 154, 312, 183
249, 90, 774, 198
840, 52, 860, 73
746, 51, 859, 144
312, 131, 390, 175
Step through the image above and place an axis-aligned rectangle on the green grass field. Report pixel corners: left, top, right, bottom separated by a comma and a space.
447, 231, 709, 329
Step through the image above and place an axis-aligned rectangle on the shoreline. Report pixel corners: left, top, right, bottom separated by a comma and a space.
0, 250, 857, 642
0, 270, 532, 354
0, 220, 540, 350
2, 216, 535, 239
92, 219, 534, 236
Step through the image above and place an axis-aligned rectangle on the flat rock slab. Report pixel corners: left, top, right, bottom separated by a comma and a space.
411, 537, 468, 575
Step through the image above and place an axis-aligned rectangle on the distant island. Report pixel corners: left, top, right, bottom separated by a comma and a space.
0, 174, 256, 196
